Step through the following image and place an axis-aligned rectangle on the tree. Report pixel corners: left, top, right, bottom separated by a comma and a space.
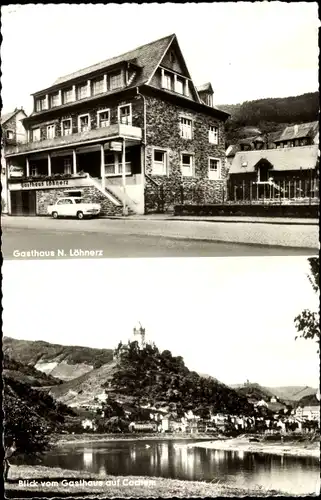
4, 392, 51, 480
294, 257, 320, 352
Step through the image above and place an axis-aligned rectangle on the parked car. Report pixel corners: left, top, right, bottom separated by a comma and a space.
47, 197, 101, 219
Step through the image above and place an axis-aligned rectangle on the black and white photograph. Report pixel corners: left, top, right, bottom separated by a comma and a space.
1, 2, 320, 499
2, 256, 320, 497
1, 3, 319, 258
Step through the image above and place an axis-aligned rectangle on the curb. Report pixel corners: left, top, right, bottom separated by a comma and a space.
99, 216, 319, 226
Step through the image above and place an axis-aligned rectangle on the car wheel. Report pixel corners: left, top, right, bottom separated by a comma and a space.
52, 211, 58, 219
77, 211, 84, 220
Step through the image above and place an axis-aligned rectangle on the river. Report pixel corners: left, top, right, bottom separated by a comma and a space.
20, 439, 320, 494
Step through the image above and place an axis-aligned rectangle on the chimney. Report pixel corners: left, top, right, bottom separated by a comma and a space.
294, 124, 299, 135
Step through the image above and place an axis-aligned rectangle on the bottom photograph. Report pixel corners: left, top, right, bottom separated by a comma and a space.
2, 256, 320, 498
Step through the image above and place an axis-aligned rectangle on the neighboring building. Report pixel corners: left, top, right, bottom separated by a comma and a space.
295, 405, 320, 422
4, 34, 229, 216
1, 108, 27, 212
274, 122, 319, 149
255, 399, 268, 408
128, 421, 158, 432
229, 144, 319, 201
270, 396, 278, 403
81, 418, 97, 431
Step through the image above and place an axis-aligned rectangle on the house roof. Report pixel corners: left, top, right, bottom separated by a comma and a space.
1, 108, 26, 125
274, 121, 318, 142
196, 82, 213, 94
229, 145, 319, 174
226, 144, 239, 157
51, 34, 176, 88
239, 135, 265, 145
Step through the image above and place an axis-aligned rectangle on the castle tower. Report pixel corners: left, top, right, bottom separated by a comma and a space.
132, 322, 146, 348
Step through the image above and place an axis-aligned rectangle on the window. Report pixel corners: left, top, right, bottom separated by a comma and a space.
36, 97, 47, 112
50, 93, 59, 107
162, 72, 172, 90
77, 83, 88, 100
181, 153, 194, 177
118, 104, 132, 125
78, 114, 90, 133
152, 149, 167, 176
97, 109, 110, 128
209, 125, 218, 144
175, 77, 184, 95
92, 77, 104, 95
32, 128, 40, 141
64, 158, 72, 175
63, 88, 73, 104
104, 152, 131, 176
31, 166, 38, 177
47, 124, 55, 139
6, 130, 14, 140
61, 119, 72, 136
180, 117, 192, 139
109, 71, 122, 90
208, 158, 221, 180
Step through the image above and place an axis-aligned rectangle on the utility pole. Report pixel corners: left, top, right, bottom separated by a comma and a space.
122, 138, 127, 216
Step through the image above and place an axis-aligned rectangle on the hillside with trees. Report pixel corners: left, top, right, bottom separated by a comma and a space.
3, 336, 114, 380
110, 340, 254, 416
218, 92, 319, 145
3, 367, 77, 475
3, 354, 62, 387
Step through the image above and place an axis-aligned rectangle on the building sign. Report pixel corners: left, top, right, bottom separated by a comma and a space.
8, 176, 90, 191
107, 141, 122, 152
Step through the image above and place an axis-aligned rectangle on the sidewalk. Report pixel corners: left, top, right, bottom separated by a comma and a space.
102, 213, 319, 226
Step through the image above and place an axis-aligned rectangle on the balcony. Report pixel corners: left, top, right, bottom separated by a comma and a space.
5, 123, 142, 157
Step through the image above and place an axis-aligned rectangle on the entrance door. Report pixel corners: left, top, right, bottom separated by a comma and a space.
10, 190, 36, 215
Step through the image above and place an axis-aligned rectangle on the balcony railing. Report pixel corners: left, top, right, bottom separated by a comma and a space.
5, 123, 142, 156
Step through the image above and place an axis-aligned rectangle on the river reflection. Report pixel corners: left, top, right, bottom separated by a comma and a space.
31, 439, 319, 494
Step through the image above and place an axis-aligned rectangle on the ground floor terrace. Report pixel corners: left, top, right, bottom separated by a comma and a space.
5, 135, 145, 216
5, 131, 228, 216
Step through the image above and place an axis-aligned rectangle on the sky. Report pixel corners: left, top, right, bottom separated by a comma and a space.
2, 256, 319, 388
1, 2, 319, 114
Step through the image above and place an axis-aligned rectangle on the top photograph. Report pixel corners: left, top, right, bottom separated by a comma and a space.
1, 3, 319, 259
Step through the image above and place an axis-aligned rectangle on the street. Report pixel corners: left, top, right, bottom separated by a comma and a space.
2, 216, 318, 259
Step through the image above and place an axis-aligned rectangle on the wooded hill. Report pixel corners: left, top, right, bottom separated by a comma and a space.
110, 341, 254, 416
3, 354, 62, 387
3, 336, 114, 380
218, 92, 319, 145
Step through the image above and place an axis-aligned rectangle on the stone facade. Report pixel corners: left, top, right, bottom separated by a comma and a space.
30, 94, 144, 140
36, 185, 123, 216
144, 96, 227, 212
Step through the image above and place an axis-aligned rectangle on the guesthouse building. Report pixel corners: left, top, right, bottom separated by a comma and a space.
4, 34, 229, 216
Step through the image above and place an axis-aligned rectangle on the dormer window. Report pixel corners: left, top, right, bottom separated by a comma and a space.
109, 71, 123, 90
36, 97, 47, 112
63, 88, 73, 104
50, 92, 60, 107
92, 77, 104, 96
77, 83, 88, 100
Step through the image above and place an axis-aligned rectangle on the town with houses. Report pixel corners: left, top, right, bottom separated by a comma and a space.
62, 326, 320, 439
1, 34, 319, 217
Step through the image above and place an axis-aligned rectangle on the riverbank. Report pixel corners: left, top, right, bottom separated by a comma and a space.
5, 465, 293, 497
189, 436, 320, 458
51, 432, 218, 446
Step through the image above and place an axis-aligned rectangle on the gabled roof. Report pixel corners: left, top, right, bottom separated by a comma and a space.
274, 121, 318, 142
1, 108, 26, 125
197, 82, 213, 94
229, 145, 319, 174
52, 34, 176, 88
239, 135, 265, 145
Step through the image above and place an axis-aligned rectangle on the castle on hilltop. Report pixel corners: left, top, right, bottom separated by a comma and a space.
113, 323, 147, 361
